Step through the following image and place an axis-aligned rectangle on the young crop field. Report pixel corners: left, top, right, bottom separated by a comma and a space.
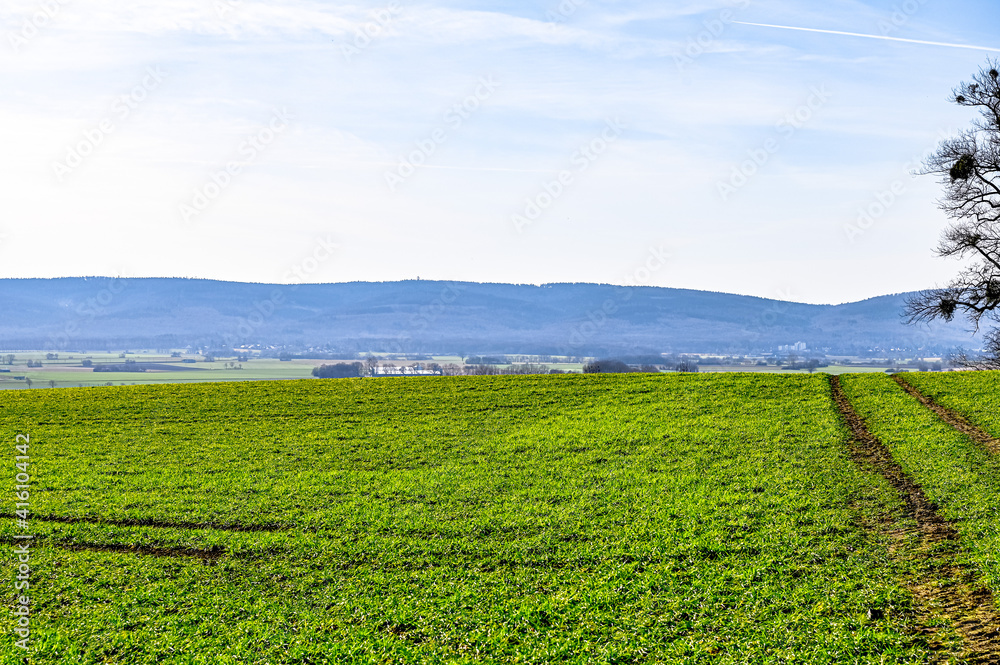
1, 372, 999, 663
898, 371, 1000, 447
837, 373, 1000, 659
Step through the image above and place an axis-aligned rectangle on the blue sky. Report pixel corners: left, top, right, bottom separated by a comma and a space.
2, 0, 999, 304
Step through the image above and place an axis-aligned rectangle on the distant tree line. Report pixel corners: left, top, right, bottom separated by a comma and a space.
312, 363, 364, 378
93, 359, 147, 373
313, 361, 568, 379
464, 356, 506, 365
464, 364, 554, 375
583, 359, 695, 373
313, 358, 700, 378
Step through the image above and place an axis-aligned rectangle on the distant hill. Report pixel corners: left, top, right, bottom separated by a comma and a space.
0, 278, 982, 356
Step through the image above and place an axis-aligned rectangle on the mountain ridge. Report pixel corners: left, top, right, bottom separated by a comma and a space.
0, 277, 981, 356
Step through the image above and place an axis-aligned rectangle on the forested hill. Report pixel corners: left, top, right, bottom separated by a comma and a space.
0, 278, 981, 355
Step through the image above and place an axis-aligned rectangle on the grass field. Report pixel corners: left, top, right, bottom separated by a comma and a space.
839, 374, 1000, 657
900, 371, 1000, 438
0, 355, 322, 390
1, 373, 998, 662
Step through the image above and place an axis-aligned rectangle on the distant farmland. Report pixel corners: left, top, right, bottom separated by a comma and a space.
2, 373, 998, 663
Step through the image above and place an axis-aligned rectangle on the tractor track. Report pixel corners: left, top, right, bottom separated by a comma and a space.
0, 535, 226, 562
893, 375, 1000, 456
0, 512, 288, 533
829, 375, 1000, 664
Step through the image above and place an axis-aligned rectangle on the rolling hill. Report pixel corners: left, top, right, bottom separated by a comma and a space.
0, 278, 982, 356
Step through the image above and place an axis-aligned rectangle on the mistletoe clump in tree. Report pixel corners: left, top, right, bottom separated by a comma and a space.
905, 60, 1000, 368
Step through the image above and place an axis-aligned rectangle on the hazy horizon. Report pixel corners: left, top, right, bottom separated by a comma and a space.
0, 273, 933, 307
3, 0, 999, 305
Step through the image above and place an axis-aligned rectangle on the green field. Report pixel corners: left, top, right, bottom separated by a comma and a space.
840, 374, 1000, 654
1, 373, 998, 663
900, 371, 1000, 438
0, 354, 323, 390
0, 350, 917, 391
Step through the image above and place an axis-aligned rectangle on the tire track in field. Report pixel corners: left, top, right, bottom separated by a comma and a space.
892, 375, 1000, 456
0, 513, 288, 533
0, 536, 226, 562
58, 541, 227, 562
829, 375, 1000, 664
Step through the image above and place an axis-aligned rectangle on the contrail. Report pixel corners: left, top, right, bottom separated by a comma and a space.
733, 21, 1000, 53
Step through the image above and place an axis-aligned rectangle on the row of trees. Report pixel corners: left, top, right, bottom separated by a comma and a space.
312, 362, 365, 378
312, 362, 567, 378
464, 364, 556, 375
93, 359, 147, 373
583, 359, 697, 373
314, 357, 712, 378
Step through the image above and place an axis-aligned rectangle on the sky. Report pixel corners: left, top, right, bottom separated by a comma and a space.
2, 0, 999, 305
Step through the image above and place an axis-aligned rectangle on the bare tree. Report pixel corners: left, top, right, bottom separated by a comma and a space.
906, 61, 1000, 368
950, 328, 1000, 369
